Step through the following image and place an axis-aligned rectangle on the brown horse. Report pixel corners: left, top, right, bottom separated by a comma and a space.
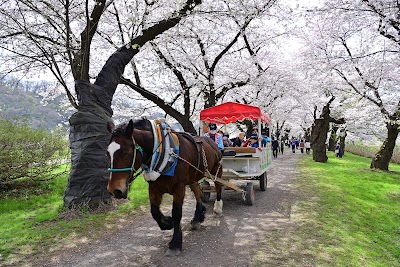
106, 118, 223, 256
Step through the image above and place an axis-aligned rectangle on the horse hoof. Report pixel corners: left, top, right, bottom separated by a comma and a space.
191, 222, 201, 230
160, 216, 174, 230
213, 200, 223, 214
165, 248, 181, 257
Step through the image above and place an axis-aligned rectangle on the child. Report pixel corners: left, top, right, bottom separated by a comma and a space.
249, 135, 258, 148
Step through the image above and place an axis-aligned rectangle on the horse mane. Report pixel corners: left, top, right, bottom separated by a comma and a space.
131, 117, 152, 131
112, 117, 152, 136
111, 123, 128, 136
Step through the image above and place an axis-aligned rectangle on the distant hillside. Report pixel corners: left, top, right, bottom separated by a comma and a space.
0, 78, 185, 132
0, 81, 72, 130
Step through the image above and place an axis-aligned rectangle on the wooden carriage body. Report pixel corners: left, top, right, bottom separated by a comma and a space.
199, 102, 272, 205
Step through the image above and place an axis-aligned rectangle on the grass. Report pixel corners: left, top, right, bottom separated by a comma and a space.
0, 166, 150, 266
254, 152, 400, 267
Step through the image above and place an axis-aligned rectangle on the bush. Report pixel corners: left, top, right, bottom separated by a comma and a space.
345, 142, 400, 164
0, 117, 69, 189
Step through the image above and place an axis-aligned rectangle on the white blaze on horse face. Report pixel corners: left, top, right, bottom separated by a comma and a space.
107, 141, 121, 170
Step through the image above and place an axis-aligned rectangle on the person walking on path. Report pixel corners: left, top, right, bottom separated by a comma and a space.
280, 140, 284, 154
272, 138, 279, 158
299, 140, 305, 154
305, 140, 311, 154
290, 139, 296, 153
335, 142, 343, 158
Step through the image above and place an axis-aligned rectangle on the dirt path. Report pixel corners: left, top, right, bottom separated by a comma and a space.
38, 148, 302, 267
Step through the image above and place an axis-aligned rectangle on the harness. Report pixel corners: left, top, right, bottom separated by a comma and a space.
141, 120, 180, 181
108, 120, 222, 184
170, 146, 221, 181
171, 134, 222, 181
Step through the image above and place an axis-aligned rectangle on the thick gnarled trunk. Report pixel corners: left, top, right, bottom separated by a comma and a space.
311, 118, 329, 162
370, 123, 399, 171
310, 97, 344, 163
64, 0, 202, 209
65, 47, 135, 209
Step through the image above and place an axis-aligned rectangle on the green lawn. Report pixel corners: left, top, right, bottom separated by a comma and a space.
254, 152, 400, 266
0, 167, 149, 265
309, 153, 400, 266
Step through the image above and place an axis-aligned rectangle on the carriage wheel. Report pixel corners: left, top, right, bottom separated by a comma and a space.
245, 182, 255, 205
201, 180, 211, 203
259, 172, 267, 191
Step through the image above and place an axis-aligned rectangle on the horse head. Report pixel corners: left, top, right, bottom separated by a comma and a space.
107, 119, 143, 199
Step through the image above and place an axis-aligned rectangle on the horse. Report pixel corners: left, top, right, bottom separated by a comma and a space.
106, 118, 223, 256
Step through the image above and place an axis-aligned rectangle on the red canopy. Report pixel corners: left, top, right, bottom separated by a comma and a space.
200, 102, 271, 124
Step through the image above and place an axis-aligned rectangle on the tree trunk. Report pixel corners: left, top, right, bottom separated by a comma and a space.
311, 118, 329, 162
310, 96, 344, 163
242, 119, 254, 137
64, 46, 135, 209
179, 119, 197, 134
64, 0, 202, 208
283, 128, 291, 142
370, 123, 399, 171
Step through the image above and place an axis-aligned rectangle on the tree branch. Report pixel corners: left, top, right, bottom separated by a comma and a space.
73, 0, 107, 81
120, 77, 186, 122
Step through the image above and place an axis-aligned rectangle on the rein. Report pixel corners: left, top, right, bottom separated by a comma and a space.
170, 142, 222, 181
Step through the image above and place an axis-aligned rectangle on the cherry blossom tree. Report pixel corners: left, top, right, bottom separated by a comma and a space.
0, 0, 202, 207
113, 0, 282, 133
302, 0, 399, 170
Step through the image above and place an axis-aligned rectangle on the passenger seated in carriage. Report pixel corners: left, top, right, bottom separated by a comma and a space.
252, 126, 270, 146
231, 132, 245, 147
222, 136, 232, 147
222, 132, 233, 147
243, 133, 259, 148
204, 123, 224, 150
248, 134, 259, 148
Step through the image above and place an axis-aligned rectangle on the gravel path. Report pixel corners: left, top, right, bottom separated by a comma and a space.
39, 149, 302, 267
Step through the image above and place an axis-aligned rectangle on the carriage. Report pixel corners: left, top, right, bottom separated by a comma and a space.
199, 102, 273, 205
107, 104, 272, 254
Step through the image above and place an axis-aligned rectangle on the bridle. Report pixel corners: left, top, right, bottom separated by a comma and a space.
108, 136, 143, 184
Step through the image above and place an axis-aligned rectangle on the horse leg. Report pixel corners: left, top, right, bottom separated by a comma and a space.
213, 181, 223, 214
189, 182, 206, 230
149, 186, 173, 230
165, 185, 186, 256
